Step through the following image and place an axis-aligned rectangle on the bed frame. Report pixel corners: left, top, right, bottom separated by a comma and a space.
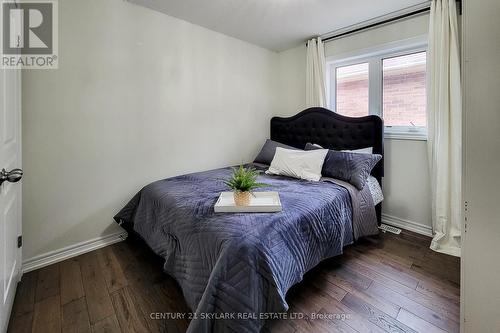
270, 107, 384, 224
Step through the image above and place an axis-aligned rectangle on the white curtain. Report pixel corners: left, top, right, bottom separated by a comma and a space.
427, 0, 462, 257
306, 38, 327, 107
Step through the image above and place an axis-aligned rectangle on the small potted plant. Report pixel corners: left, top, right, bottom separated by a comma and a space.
223, 165, 268, 206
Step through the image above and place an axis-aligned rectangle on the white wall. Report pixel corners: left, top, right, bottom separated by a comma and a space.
462, 0, 500, 331
21, 1, 434, 263
22, 0, 278, 261
277, 14, 432, 233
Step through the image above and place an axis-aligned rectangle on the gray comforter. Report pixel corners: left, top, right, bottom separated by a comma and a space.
114, 164, 378, 332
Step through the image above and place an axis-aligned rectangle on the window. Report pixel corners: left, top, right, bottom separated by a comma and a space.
327, 38, 428, 140
383, 52, 427, 127
336, 63, 369, 117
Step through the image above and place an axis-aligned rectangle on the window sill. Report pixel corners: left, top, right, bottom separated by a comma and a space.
384, 131, 427, 141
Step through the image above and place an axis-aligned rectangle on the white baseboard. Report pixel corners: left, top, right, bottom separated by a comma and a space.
22, 231, 128, 273
382, 213, 433, 237
20, 215, 429, 273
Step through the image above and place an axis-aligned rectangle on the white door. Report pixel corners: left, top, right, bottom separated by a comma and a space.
462, 0, 500, 331
0, 19, 23, 333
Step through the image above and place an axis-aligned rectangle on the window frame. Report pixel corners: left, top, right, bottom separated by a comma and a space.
326, 36, 428, 141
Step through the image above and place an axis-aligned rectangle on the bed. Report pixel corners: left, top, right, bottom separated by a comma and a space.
114, 107, 384, 333
270, 107, 384, 224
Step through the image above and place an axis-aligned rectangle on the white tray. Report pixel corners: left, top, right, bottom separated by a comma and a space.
214, 191, 282, 213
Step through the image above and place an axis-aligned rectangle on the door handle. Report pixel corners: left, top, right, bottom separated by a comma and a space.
0, 168, 23, 186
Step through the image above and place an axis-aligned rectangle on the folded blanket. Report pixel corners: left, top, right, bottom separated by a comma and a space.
322, 177, 379, 239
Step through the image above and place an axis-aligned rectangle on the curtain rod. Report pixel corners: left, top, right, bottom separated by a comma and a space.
322, 7, 430, 43
313, 0, 461, 45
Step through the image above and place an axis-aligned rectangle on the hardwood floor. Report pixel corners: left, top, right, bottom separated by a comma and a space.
8, 230, 460, 333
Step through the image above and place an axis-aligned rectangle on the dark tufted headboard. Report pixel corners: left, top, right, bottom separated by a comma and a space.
271, 107, 384, 223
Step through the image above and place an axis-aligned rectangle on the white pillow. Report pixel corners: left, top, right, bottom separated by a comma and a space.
309, 143, 373, 155
342, 147, 373, 154
266, 147, 328, 181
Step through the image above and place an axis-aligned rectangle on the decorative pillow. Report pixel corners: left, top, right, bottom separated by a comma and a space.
266, 147, 328, 181
253, 139, 298, 165
367, 176, 384, 205
305, 143, 381, 190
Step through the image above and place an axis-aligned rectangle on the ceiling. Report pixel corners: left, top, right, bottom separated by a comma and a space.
128, 0, 427, 52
